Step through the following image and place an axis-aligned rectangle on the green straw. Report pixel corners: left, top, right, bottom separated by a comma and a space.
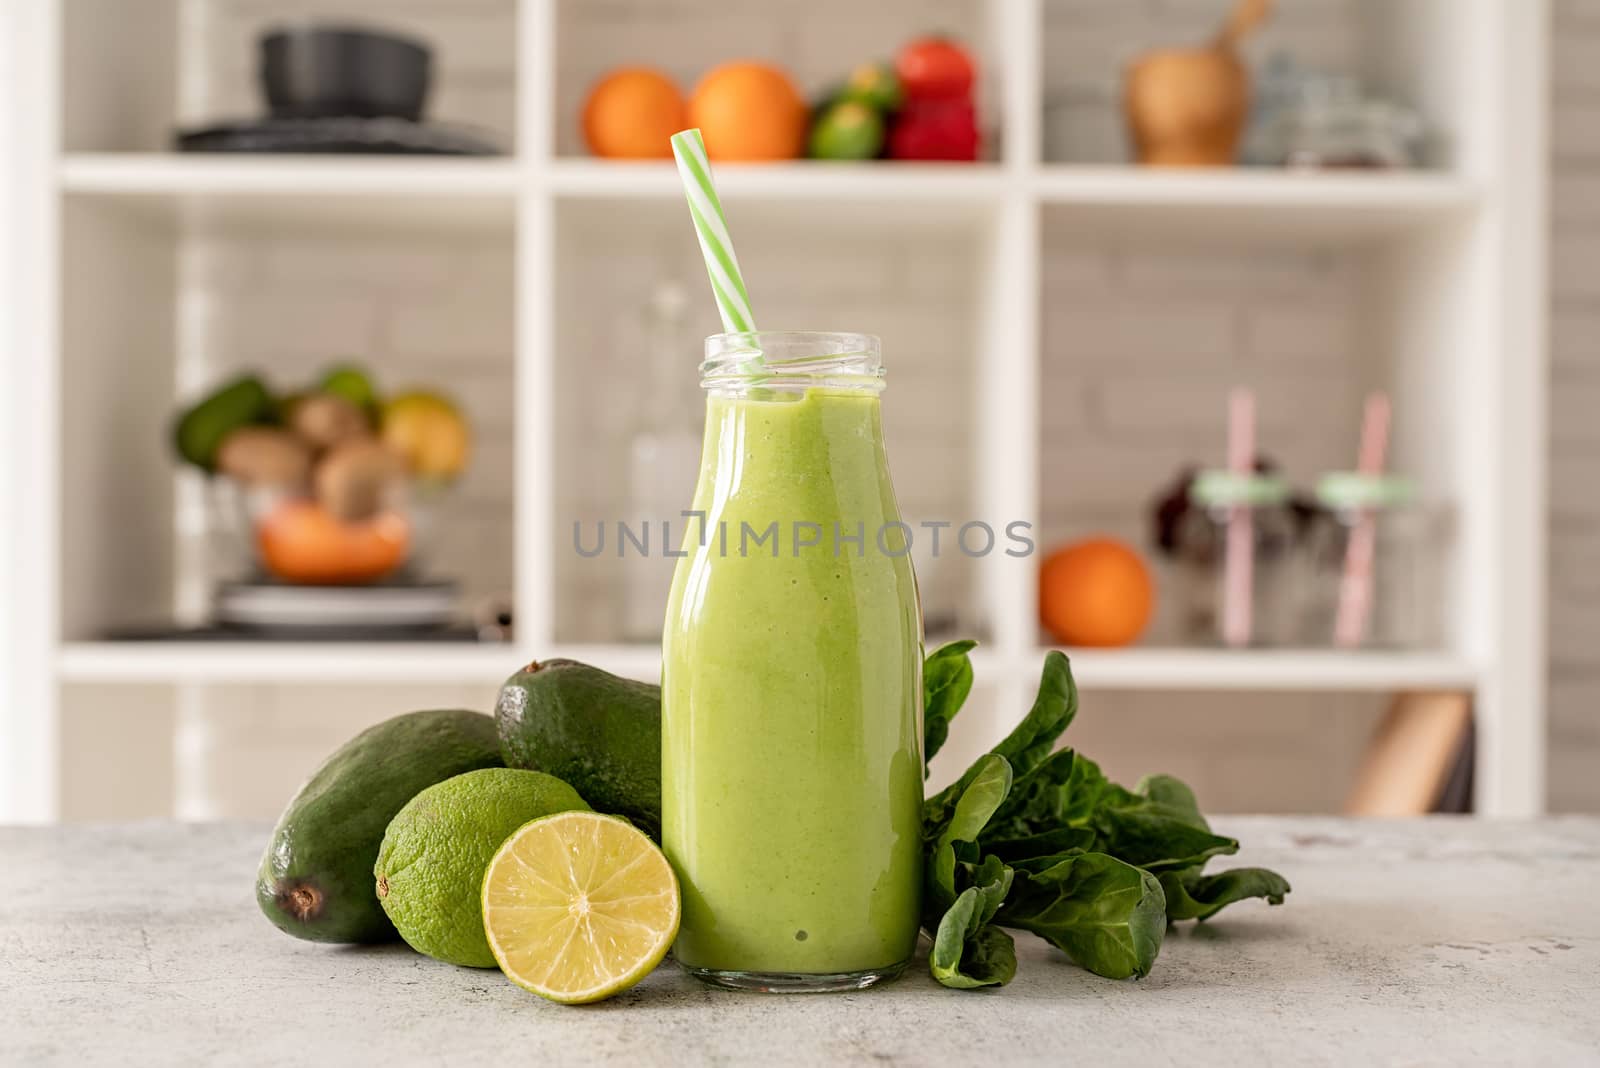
670, 129, 758, 336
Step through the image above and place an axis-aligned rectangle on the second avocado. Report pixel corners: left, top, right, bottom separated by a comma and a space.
495, 659, 661, 839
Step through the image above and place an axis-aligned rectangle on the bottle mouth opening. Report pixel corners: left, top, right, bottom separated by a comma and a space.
701, 331, 885, 393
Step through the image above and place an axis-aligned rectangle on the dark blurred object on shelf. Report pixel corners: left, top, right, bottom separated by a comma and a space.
177, 117, 498, 155
262, 25, 430, 122
472, 595, 515, 643
101, 587, 516, 643
1149, 458, 1323, 645
1150, 458, 1321, 558
176, 22, 501, 155
213, 578, 457, 632
106, 623, 483, 642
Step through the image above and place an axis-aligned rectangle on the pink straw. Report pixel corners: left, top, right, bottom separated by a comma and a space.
1334, 393, 1391, 647
1221, 388, 1255, 647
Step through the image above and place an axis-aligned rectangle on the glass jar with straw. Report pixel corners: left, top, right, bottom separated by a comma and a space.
1301, 473, 1447, 648
659, 130, 924, 992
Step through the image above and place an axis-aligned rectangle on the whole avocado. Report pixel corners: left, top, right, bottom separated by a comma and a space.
173, 375, 275, 471
495, 659, 662, 839
257, 709, 502, 943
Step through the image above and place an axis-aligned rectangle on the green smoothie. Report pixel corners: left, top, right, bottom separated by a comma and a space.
662, 373, 923, 985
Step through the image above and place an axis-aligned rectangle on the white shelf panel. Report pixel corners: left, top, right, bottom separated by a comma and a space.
56, 642, 523, 685
56, 156, 1480, 243
1034, 648, 1480, 692
546, 159, 1009, 203
55, 641, 1475, 693
60, 154, 520, 195
59, 154, 517, 232
1039, 167, 1480, 242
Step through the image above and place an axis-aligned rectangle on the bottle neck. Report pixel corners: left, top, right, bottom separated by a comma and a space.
701, 332, 885, 399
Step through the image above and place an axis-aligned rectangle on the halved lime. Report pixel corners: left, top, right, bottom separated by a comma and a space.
481, 811, 679, 1004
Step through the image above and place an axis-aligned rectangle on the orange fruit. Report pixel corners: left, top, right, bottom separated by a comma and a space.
688, 61, 807, 161
1039, 537, 1154, 648
257, 500, 410, 585
582, 67, 687, 159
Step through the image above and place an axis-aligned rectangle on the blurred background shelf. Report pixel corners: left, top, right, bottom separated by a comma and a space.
60, 154, 521, 195
1035, 167, 1480, 241
1048, 649, 1479, 693
55, 641, 1477, 695
546, 158, 1008, 202
56, 641, 520, 684
59, 154, 517, 232
2, 0, 1547, 822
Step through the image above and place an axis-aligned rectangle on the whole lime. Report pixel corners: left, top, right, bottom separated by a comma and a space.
809, 100, 885, 161
842, 62, 902, 112
381, 390, 471, 481
374, 768, 590, 967
317, 364, 379, 414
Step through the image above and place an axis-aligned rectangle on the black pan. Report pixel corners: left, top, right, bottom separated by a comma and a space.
261, 24, 432, 122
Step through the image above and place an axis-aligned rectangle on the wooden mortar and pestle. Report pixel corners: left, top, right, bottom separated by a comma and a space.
1125, 0, 1274, 166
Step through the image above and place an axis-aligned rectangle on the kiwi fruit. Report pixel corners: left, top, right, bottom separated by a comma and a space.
291, 393, 370, 451
315, 439, 407, 521
215, 427, 313, 488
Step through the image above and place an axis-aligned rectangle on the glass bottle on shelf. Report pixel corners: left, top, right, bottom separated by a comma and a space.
1175, 471, 1298, 646
1301, 473, 1446, 649
1274, 75, 1423, 170
621, 281, 703, 643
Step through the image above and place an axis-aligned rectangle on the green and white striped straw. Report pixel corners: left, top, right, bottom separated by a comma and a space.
670, 128, 758, 336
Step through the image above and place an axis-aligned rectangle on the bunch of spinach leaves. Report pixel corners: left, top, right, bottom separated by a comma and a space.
921, 642, 1291, 989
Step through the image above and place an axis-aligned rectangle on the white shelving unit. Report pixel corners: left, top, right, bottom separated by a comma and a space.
2, 0, 1547, 821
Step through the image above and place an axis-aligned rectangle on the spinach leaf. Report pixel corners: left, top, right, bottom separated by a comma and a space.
917, 645, 1291, 987
996, 851, 1168, 980
931, 865, 1018, 990
1061, 763, 1241, 873
1058, 750, 1111, 825
981, 827, 1096, 865
1129, 774, 1291, 919
985, 748, 1078, 841
923, 759, 1019, 989
1136, 773, 1206, 827
937, 754, 1013, 853
992, 651, 1078, 780
924, 651, 1076, 830
923, 640, 978, 770
927, 754, 1013, 910
1159, 866, 1292, 922
1088, 804, 1240, 873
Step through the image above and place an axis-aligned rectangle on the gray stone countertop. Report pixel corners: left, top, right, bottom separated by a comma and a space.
3, 818, 1598, 1066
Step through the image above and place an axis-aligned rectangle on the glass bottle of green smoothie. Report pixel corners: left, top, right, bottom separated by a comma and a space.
661, 331, 924, 993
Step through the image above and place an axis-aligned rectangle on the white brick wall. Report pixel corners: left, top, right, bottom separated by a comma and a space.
552, 201, 980, 643
178, 230, 516, 610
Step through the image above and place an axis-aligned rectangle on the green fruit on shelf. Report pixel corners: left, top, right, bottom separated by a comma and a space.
809, 100, 886, 161
496, 659, 663, 840
173, 375, 275, 472
317, 364, 379, 414
256, 709, 504, 945
842, 61, 903, 112
382, 390, 471, 480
